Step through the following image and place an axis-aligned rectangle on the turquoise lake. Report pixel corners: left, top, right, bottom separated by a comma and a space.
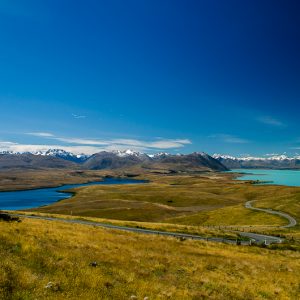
230, 169, 300, 187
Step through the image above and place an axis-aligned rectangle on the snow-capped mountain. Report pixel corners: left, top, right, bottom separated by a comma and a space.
0, 149, 90, 163
213, 154, 300, 169
148, 152, 171, 159
82, 150, 227, 171
37, 149, 90, 162
111, 149, 150, 159
0, 149, 227, 171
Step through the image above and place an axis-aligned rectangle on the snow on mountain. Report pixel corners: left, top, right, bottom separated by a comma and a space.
0, 148, 218, 164
213, 154, 300, 161
0, 151, 15, 155
2, 148, 298, 162
112, 149, 146, 158
148, 152, 170, 159
0, 149, 229, 171
213, 153, 300, 169
213, 154, 238, 160
0, 148, 90, 162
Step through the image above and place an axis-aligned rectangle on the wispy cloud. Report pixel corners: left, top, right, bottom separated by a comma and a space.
54, 137, 107, 145
0, 141, 104, 155
9, 133, 192, 154
32, 134, 191, 150
257, 116, 285, 127
109, 138, 191, 149
27, 132, 55, 137
0, 141, 18, 146
209, 134, 250, 144
72, 113, 86, 119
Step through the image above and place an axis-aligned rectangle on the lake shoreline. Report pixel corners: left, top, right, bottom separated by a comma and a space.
229, 169, 300, 187
0, 178, 148, 211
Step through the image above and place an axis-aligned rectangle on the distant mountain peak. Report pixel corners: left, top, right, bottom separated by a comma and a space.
213, 153, 300, 161
0, 149, 228, 171
213, 153, 300, 169
111, 149, 145, 157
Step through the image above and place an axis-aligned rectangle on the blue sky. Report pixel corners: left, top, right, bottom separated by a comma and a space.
0, 0, 299, 156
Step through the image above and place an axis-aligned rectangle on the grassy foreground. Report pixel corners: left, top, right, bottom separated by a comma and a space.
1, 218, 300, 300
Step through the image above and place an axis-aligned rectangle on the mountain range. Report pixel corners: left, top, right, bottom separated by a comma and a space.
0, 149, 228, 172
213, 154, 300, 169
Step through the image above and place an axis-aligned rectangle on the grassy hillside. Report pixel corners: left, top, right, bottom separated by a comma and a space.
0, 169, 112, 191
34, 173, 297, 228
1, 218, 300, 300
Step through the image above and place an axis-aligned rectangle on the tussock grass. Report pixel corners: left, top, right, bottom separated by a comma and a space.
10, 210, 239, 240
1, 218, 300, 299
0, 169, 111, 191
35, 174, 294, 228
167, 204, 287, 226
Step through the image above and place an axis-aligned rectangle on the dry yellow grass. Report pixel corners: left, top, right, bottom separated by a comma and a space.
34, 173, 295, 229
11, 211, 240, 240
1, 218, 300, 300
166, 204, 287, 226
0, 169, 111, 191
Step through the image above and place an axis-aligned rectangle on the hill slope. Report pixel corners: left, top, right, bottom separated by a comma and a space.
0, 153, 77, 170
0, 217, 299, 299
83, 151, 228, 172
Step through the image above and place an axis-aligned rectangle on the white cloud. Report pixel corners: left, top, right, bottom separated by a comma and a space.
72, 113, 86, 119
209, 134, 250, 144
111, 138, 191, 149
257, 116, 285, 127
0, 134, 192, 154
54, 137, 108, 145
0, 141, 18, 147
0, 142, 105, 155
147, 139, 191, 149
27, 132, 55, 137
29, 134, 192, 150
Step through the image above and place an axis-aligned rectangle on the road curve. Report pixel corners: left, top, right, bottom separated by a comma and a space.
245, 201, 297, 228
7, 213, 284, 245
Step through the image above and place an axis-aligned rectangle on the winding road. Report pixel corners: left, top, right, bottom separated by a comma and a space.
245, 200, 297, 228
4, 196, 297, 247
10, 213, 245, 244
8, 212, 284, 245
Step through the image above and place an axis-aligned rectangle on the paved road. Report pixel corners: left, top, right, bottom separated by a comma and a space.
245, 201, 297, 228
7, 198, 297, 246
9, 213, 283, 245
235, 231, 282, 244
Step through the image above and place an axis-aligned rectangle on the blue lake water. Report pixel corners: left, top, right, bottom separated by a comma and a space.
230, 169, 300, 187
0, 178, 147, 210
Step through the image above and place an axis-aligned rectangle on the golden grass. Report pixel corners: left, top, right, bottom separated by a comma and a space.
0, 169, 112, 191
11, 211, 239, 240
1, 218, 300, 299
166, 204, 287, 226
34, 173, 296, 229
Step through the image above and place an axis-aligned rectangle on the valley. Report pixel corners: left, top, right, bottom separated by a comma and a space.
1, 151, 300, 299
